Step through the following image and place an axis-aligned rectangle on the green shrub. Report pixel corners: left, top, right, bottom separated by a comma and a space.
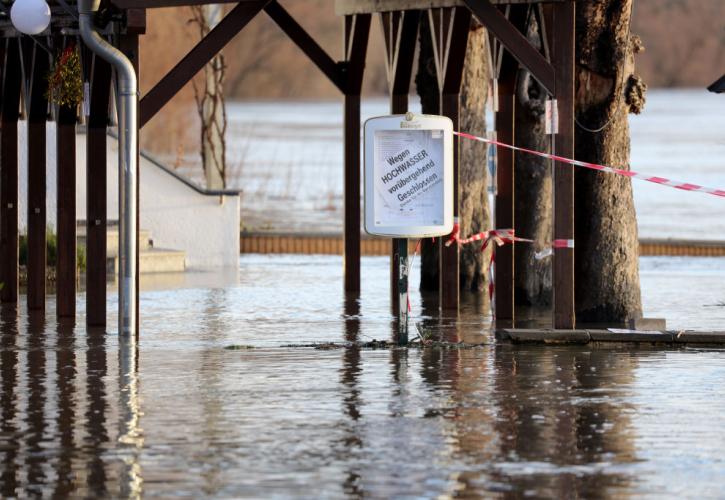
19, 227, 85, 271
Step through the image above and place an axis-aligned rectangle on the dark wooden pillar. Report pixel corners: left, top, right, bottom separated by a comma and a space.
491, 5, 528, 327
26, 43, 50, 311
86, 55, 112, 327
0, 39, 22, 304
381, 10, 420, 314
342, 14, 371, 293
495, 66, 516, 326
428, 7, 471, 311
119, 31, 142, 335
56, 98, 78, 318
552, 1, 575, 329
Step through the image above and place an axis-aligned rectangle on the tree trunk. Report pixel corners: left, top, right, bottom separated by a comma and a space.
190, 5, 228, 190
574, 0, 645, 323
514, 15, 552, 306
459, 24, 491, 293
416, 16, 491, 293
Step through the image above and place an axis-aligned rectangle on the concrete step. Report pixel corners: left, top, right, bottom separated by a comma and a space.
77, 225, 152, 255
107, 248, 186, 275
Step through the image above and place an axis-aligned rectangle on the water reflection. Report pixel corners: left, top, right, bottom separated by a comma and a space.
0, 306, 20, 496
54, 320, 76, 498
340, 293, 365, 496
85, 327, 109, 498
486, 346, 638, 497
118, 335, 143, 498
26, 312, 47, 496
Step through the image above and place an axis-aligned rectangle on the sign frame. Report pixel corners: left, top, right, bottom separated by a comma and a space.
363, 113, 454, 238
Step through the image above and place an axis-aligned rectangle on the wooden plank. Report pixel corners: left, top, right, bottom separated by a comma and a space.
463, 0, 555, 94
343, 14, 371, 292
56, 104, 77, 318
552, 1, 575, 329
264, 1, 344, 92
86, 55, 112, 327
26, 44, 49, 311
139, 0, 268, 128
0, 39, 22, 304
336, 0, 562, 15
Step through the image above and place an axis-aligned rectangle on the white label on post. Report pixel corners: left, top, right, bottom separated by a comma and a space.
83, 82, 90, 117
545, 99, 559, 135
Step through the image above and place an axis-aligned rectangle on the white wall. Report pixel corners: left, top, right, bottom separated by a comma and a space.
17, 121, 240, 270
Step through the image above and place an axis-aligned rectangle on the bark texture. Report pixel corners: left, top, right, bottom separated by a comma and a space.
514, 15, 552, 306
459, 24, 491, 293
574, 0, 644, 322
416, 16, 491, 293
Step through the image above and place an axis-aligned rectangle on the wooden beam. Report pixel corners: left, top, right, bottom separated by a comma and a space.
264, 1, 344, 92
112, 0, 244, 8
343, 14, 371, 293
428, 6, 470, 311
336, 0, 564, 15
26, 42, 50, 311
463, 0, 555, 94
139, 0, 269, 127
382, 10, 419, 315
56, 103, 77, 319
494, 4, 527, 327
0, 39, 22, 304
552, 1, 575, 329
86, 54, 112, 327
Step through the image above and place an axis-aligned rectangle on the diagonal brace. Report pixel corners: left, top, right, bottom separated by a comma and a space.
140, 0, 270, 128
463, 0, 555, 94
264, 1, 344, 93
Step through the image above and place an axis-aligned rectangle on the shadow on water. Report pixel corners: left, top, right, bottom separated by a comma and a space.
0, 305, 143, 498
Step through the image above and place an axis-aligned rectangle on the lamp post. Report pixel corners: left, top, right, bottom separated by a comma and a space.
9, 0, 139, 339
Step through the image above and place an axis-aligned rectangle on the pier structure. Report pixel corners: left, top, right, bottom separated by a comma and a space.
0, 0, 578, 331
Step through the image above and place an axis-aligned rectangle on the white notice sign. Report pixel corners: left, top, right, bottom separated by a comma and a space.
374, 130, 444, 227
364, 114, 453, 237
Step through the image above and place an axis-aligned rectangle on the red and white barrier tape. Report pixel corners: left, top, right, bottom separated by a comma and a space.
455, 131, 725, 198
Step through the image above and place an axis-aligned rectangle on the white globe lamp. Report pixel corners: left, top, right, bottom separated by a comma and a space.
10, 0, 51, 35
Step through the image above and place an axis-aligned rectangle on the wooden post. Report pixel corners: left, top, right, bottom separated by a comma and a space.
381, 10, 419, 314
552, 1, 575, 329
26, 43, 50, 311
343, 14, 370, 293
56, 99, 78, 318
428, 7, 471, 311
495, 69, 515, 326
492, 5, 527, 327
0, 39, 22, 304
86, 55, 112, 327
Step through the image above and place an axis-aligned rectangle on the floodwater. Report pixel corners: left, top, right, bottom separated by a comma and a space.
2, 89, 724, 496
1, 254, 725, 497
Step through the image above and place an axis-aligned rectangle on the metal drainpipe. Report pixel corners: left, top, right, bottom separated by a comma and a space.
78, 0, 138, 338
